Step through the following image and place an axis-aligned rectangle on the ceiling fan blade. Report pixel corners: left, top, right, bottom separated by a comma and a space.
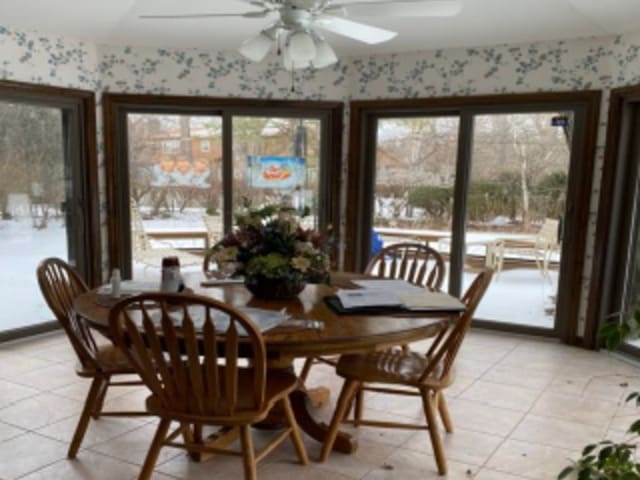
327, 0, 462, 17
314, 15, 397, 44
139, 10, 271, 20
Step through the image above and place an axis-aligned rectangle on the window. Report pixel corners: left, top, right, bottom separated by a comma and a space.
348, 92, 600, 342
104, 95, 342, 279
0, 81, 100, 340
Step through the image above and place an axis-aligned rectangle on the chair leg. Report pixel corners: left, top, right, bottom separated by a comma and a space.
68, 375, 105, 458
281, 396, 309, 465
180, 422, 194, 445
353, 387, 364, 427
92, 374, 111, 420
240, 424, 257, 480
437, 392, 453, 433
299, 357, 315, 383
421, 389, 447, 475
319, 379, 360, 463
139, 418, 171, 480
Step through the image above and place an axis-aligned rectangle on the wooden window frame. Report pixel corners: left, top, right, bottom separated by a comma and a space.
103, 93, 343, 278
0, 80, 101, 341
346, 91, 601, 345
586, 85, 640, 350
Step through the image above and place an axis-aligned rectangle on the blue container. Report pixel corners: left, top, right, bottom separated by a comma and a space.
371, 230, 384, 257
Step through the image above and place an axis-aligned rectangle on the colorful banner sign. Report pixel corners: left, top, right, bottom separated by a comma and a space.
247, 156, 306, 189
150, 159, 210, 188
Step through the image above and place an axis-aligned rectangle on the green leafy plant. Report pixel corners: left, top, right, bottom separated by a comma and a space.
209, 200, 331, 284
559, 313, 640, 479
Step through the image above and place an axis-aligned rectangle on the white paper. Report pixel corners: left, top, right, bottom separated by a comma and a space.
200, 277, 245, 287
336, 288, 402, 308
352, 279, 424, 293
97, 280, 159, 295
152, 306, 288, 336
399, 291, 465, 311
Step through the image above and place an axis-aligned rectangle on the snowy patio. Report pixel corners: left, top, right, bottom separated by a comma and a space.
0, 210, 557, 332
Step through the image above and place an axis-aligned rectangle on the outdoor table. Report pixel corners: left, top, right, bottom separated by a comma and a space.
73, 272, 457, 457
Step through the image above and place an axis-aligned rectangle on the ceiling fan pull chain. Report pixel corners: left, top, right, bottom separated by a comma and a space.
290, 66, 295, 93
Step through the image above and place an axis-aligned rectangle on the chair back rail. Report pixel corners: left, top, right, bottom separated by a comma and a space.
421, 268, 493, 383
365, 242, 445, 290
110, 292, 267, 418
37, 257, 100, 370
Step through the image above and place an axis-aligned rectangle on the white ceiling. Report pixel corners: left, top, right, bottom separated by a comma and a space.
1, 0, 639, 56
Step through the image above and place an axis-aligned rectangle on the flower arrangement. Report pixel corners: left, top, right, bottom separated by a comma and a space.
209, 202, 331, 297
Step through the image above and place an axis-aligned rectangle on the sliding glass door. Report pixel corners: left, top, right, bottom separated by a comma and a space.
125, 113, 223, 280
0, 83, 98, 339
232, 116, 322, 224
350, 92, 599, 340
372, 116, 459, 286
463, 112, 571, 329
104, 96, 342, 278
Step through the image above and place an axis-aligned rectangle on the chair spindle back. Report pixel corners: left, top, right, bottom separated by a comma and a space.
37, 257, 99, 369
421, 268, 493, 383
365, 243, 445, 290
110, 293, 267, 417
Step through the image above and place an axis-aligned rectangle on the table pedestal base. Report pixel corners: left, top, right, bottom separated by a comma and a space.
187, 385, 357, 462
290, 389, 357, 455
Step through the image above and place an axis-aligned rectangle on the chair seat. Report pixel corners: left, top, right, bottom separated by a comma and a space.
76, 344, 136, 377
145, 368, 299, 423
336, 350, 452, 389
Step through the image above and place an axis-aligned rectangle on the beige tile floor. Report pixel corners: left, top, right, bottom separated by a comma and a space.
1, 329, 639, 480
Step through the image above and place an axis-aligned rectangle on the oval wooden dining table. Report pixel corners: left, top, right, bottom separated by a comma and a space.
73, 272, 456, 456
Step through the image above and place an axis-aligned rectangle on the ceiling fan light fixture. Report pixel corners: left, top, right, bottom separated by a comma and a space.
287, 30, 317, 64
311, 37, 338, 68
238, 30, 273, 62
283, 46, 312, 70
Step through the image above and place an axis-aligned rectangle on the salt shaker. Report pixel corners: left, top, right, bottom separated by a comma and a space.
110, 268, 121, 298
161, 257, 182, 292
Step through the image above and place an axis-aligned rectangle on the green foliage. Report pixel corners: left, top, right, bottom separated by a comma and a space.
533, 171, 568, 219
210, 201, 330, 283
407, 185, 453, 219
467, 179, 518, 222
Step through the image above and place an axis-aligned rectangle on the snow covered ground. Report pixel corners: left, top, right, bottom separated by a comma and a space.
0, 217, 67, 331
0, 212, 556, 333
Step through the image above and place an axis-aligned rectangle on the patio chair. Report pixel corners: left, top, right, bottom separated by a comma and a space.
130, 202, 201, 269
109, 292, 308, 480
497, 218, 560, 280
36, 258, 147, 459
319, 268, 493, 475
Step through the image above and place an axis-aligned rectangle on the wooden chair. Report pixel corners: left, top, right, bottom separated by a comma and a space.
364, 242, 446, 289
202, 214, 223, 247
298, 243, 446, 403
36, 258, 147, 459
109, 292, 308, 480
319, 268, 494, 476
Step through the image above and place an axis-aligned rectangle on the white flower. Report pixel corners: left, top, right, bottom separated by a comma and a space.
295, 241, 315, 255
291, 256, 311, 272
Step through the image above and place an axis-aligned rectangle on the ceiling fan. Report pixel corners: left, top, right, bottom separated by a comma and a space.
140, 0, 462, 70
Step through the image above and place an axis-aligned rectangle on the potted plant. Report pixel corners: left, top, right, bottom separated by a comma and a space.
209, 201, 331, 300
